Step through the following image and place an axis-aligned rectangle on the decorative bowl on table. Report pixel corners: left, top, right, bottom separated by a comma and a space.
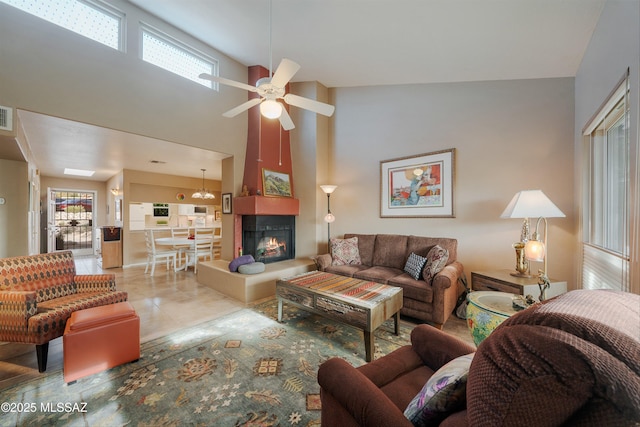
466, 291, 519, 346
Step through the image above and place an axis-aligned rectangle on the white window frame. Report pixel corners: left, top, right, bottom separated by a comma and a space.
139, 22, 218, 89
0, 0, 125, 51
581, 71, 630, 291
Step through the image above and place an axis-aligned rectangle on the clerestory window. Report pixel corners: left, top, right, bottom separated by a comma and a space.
0, 0, 123, 51
140, 24, 217, 89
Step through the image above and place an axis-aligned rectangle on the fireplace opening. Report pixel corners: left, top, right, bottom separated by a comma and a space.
242, 215, 295, 264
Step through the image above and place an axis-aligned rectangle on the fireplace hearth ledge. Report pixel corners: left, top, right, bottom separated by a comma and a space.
196, 258, 315, 303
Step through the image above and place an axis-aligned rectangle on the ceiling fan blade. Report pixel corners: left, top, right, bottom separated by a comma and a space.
270, 58, 301, 88
283, 93, 335, 117
223, 98, 262, 118
199, 73, 258, 93
278, 107, 295, 130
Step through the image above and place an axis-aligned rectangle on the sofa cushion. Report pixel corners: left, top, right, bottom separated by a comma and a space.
423, 245, 449, 283
325, 264, 369, 277
388, 274, 434, 303
344, 234, 376, 266
404, 353, 474, 426
372, 235, 409, 269
354, 266, 404, 284
404, 253, 428, 280
331, 237, 361, 265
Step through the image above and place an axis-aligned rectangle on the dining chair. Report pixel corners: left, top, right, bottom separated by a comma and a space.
144, 229, 178, 276
171, 227, 191, 269
185, 228, 214, 273
212, 224, 222, 259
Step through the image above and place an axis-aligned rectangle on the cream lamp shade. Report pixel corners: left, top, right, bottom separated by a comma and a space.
320, 185, 337, 194
500, 190, 565, 219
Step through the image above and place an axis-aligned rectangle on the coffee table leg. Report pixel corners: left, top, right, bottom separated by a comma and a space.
277, 298, 283, 322
394, 311, 400, 335
364, 330, 374, 362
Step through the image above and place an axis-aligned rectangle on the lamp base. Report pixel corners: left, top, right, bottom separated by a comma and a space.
510, 272, 534, 278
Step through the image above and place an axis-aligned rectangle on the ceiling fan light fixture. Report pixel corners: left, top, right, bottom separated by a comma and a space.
260, 99, 282, 119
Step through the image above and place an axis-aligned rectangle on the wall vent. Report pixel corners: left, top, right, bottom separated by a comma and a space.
0, 106, 13, 131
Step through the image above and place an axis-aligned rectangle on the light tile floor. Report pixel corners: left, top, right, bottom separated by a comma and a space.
0, 256, 246, 390
0, 256, 473, 390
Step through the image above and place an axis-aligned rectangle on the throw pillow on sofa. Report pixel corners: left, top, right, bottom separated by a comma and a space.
404, 252, 428, 280
330, 237, 361, 265
404, 352, 474, 426
423, 245, 449, 283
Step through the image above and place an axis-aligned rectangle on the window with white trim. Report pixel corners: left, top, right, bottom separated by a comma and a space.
140, 24, 216, 89
0, 0, 123, 51
582, 72, 630, 291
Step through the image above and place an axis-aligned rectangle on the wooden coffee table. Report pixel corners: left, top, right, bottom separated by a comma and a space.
276, 271, 403, 362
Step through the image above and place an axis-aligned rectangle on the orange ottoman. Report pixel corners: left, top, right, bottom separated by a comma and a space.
63, 302, 140, 384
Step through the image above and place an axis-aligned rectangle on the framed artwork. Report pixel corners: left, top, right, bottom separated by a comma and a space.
380, 149, 455, 218
262, 169, 292, 197
215, 210, 222, 221
222, 193, 232, 214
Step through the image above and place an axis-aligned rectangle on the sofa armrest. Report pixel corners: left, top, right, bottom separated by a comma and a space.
432, 261, 463, 291
430, 261, 465, 326
0, 290, 38, 328
410, 324, 476, 369
74, 274, 117, 293
312, 253, 332, 271
318, 357, 412, 427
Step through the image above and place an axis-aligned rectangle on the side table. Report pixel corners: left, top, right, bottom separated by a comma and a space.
466, 291, 519, 346
471, 269, 567, 301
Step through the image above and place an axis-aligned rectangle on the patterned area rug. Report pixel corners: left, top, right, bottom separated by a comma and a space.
1, 299, 412, 427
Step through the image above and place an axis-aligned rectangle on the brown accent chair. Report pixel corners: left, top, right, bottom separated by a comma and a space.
318, 289, 640, 426
314, 234, 463, 328
0, 251, 128, 372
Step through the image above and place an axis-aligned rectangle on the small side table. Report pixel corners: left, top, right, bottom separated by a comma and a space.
466, 291, 519, 346
471, 269, 567, 301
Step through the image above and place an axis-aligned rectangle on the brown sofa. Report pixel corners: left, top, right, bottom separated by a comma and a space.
0, 251, 128, 372
314, 234, 463, 328
318, 289, 640, 426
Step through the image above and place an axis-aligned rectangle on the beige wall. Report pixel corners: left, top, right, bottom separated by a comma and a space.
0, 159, 28, 257
327, 78, 576, 288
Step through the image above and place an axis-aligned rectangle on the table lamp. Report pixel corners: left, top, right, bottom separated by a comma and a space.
500, 190, 565, 278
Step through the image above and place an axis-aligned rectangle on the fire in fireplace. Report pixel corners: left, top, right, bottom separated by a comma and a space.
242, 215, 295, 264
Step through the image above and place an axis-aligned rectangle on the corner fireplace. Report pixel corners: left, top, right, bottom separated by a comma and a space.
242, 215, 295, 264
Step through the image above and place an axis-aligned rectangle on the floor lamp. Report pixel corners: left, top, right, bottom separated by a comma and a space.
320, 185, 337, 247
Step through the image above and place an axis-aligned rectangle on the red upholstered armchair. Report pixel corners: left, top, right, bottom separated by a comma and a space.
318, 289, 640, 426
0, 251, 128, 372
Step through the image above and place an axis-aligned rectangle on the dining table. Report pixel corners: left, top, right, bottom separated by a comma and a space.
155, 236, 216, 271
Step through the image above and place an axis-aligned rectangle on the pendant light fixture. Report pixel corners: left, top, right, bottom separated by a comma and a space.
192, 169, 215, 199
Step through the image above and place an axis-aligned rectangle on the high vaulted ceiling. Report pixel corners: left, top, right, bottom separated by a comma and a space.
6, 0, 606, 182
128, 0, 605, 88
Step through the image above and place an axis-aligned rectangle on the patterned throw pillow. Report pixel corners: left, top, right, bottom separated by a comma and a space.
404, 252, 428, 280
330, 237, 361, 266
423, 245, 449, 283
404, 353, 475, 426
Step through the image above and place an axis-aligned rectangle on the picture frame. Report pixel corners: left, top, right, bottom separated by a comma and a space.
380, 148, 455, 218
262, 169, 293, 197
222, 193, 232, 214
215, 210, 222, 221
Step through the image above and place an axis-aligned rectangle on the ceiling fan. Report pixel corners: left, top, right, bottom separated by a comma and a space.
198, 1, 334, 131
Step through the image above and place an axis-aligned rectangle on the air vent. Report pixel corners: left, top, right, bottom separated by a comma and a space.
0, 105, 13, 131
